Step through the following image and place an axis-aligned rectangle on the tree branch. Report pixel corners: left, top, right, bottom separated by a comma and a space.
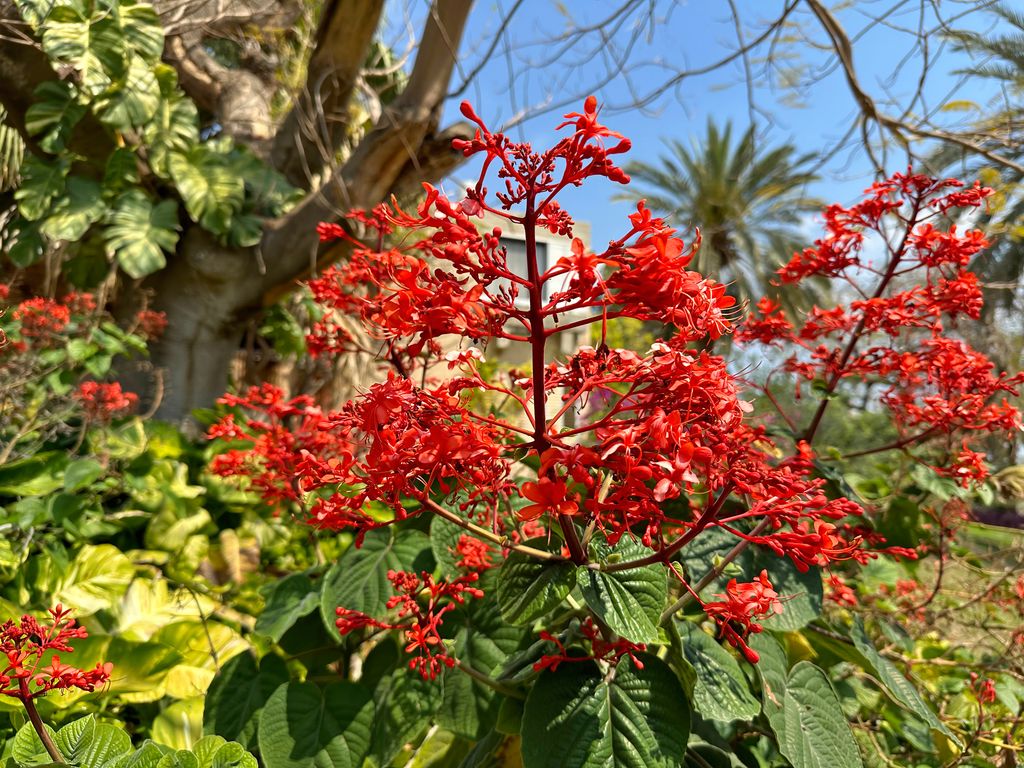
269, 0, 386, 188
256, 0, 474, 300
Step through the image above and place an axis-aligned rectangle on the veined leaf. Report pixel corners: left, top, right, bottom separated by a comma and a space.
496, 538, 574, 624
521, 654, 690, 768
24, 80, 86, 152
98, 54, 161, 128
41, 2, 126, 94
41, 175, 105, 241
577, 537, 667, 644
15, 154, 70, 220
677, 621, 760, 722
106, 190, 180, 278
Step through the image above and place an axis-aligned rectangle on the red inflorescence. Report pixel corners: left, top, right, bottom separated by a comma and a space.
207, 100, 1022, 672
335, 570, 483, 679
75, 381, 138, 422
1, 605, 112, 701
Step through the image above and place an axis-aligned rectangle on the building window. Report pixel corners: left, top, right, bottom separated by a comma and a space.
499, 236, 550, 304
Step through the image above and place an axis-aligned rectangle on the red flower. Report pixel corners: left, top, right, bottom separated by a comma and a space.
12, 298, 70, 344
519, 478, 579, 521
76, 381, 138, 422
1, 605, 112, 701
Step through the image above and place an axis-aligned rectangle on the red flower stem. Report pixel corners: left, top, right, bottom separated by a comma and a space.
421, 498, 563, 562
19, 683, 63, 764
801, 195, 923, 444
659, 517, 773, 625
600, 482, 736, 573
524, 196, 586, 564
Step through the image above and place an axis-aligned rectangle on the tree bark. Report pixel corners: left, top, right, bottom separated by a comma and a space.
143, 0, 475, 420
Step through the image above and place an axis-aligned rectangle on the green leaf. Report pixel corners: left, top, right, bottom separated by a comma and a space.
521, 654, 690, 768
24, 80, 86, 152
258, 682, 374, 768
97, 55, 161, 128
41, 4, 126, 94
54, 715, 97, 763
168, 149, 244, 234
677, 621, 760, 723
6, 220, 46, 266
849, 618, 958, 744
104, 148, 141, 189
153, 698, 205, 750
146, 67, 198, 176
680, 527, 822, 630
106, 190, 180, 278
496, 539, 574, 625
41, 176, 105, 241
0, 451, 69, 496
118, 1, 164, 62
53, 543, 135, 614
256, 573, 320, 642
76, 723, 133, 768
204, 652, 290, 749
319, 528, 431, 632
12, 721, 58, 765
207, 741, 257, 768
577, 538, 666, 644
748, 633, 788, 715
15, 155, 70, 220
770, 662, 863, 768
368, 673, 441, 768
64, 458, 104, 491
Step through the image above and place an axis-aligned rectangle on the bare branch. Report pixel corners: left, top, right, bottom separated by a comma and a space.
257, 0, 474, 299
269, 0, 386, 189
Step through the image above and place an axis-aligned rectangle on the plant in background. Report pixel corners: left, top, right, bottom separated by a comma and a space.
205, 98, 1023, 767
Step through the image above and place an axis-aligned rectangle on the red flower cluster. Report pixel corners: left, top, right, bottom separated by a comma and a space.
75, 381, 138, 422
534, 617, 647, 672
135, 309, 168, 339
702, 570, 783, 663
207, 102, 1015, 672
335, 570, 483, 679
1, 605, 112, 701
738, 171, 1022, 487
12, 298, 70, 343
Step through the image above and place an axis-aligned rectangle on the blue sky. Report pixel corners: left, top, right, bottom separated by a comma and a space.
390, 0, 1019, 251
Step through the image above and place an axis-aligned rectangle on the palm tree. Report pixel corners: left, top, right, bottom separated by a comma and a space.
616, 120, 822, 308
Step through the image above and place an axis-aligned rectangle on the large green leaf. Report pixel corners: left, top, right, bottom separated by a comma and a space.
204, 652, 290, 749
146, 67, 198, 176
496, 539, 574, 625
849, 618, 958, 744
521, 654, 690, 768
256, 573, 320, 642
106, 190, 180, 278
41, 176, 106, 241
117, 1, 164, 62
677, 621, 760, 723
15, 155, 70, 220
318, 528, 431, 632
367, 672, 441, 768
53, 544, 135, 614
0, 450, 69, 496
24, 80, 86, 152
770, 662, 864, 768
12, 721, 58, 765
152, 697, 204, 749
54, 715, 97, 763
577, 538, 667, 644
41, 2, 126, 94
98, 54, 161, 128
258, 682, 374, 768
168, 148, 244, 234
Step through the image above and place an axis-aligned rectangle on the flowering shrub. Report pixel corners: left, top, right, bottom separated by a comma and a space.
205, 100, 1022, 768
